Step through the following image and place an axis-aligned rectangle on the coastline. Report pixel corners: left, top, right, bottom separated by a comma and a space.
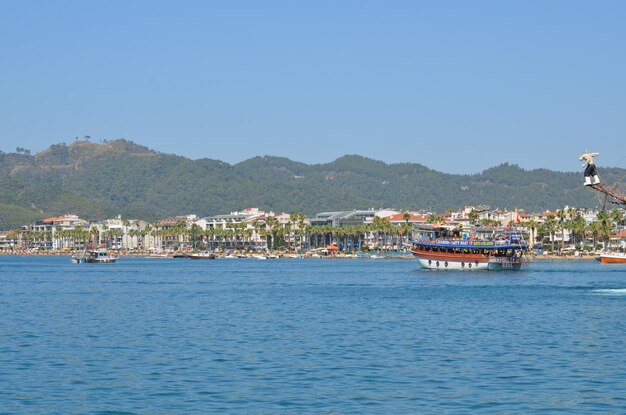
0, 250, 601, 261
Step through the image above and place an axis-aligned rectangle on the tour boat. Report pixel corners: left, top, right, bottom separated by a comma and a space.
411, 238, 528, 270
597, 252, 626, 264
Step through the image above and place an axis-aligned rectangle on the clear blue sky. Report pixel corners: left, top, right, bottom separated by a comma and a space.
1, 1, 624, 173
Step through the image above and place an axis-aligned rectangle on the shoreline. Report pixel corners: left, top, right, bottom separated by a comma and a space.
0, 251, 602, 261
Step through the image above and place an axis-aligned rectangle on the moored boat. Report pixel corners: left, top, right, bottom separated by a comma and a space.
86, 248, 117, 264
597, 252, 626, 264
411, 238, 528, 270
71, 255, 87, 264
188, 252, 216, 260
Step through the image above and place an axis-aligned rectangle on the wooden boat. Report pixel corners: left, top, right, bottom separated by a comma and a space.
598, 252, 626, 264
411, 238, 528, 270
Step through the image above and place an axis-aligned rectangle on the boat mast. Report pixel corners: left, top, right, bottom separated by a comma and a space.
589, 183, 626, 206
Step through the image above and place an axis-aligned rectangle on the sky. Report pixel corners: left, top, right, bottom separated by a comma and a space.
0, 1, 624, 173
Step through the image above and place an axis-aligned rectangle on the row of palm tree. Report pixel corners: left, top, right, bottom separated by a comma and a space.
518, 208, 624, 251
10, 208, 624, 253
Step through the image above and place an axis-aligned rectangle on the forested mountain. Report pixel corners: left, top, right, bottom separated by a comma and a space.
0, 139, 623, 229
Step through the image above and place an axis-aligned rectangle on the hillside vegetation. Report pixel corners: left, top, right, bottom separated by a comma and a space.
0, 139, 622, 229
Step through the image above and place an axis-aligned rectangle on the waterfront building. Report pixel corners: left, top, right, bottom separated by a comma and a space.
29, 215, 88, 250
310, 210, 380, 227
609, 229, 626, 250
90, 217, 151, 251
204, 208, 264, 230
0, 232, 18, 251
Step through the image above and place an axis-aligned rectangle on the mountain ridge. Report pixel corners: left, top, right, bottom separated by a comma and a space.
0, 139, 622, 229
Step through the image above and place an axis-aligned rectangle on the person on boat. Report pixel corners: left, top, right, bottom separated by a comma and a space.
579, 151, 600, 186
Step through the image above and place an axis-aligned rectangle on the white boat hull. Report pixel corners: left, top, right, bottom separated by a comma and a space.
416, 257, 489, 270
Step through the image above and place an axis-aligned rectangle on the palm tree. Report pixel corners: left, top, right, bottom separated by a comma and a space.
556, 210, 567, 249
141, 225, 151, 250
572, 214, 586, 249
289, 212, 300, 251
189, 224, 202, 251
89, 226, 100, 248
297, 213, 308, 251
597, 210, 613, 250
251, 219, 262, 248
122, 219, 131, 250
468, 209, 479, 225
523, 219, 539, 246
611, 209, 624, 226
543, 216, 557, 252
264, 216, 279, 250
151, 221, 162, 250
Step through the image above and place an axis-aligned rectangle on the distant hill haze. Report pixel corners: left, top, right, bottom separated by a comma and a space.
0, 139, 622, 229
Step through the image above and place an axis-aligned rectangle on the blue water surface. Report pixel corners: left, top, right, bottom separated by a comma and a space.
1, 256, 625, 414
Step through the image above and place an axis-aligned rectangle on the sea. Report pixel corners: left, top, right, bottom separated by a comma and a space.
1, 256, 625, 414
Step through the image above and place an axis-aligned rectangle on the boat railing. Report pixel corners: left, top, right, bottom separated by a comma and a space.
413, 238, 527, 247
488, 256, 523, 263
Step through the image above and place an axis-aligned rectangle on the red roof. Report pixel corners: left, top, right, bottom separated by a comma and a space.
384, 213, 428, 222
611, 230, 626, 239
41, 216, 67, 223
159, 219, 178, 226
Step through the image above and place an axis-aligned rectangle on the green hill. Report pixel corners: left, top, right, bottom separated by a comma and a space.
0, 139, 622, 229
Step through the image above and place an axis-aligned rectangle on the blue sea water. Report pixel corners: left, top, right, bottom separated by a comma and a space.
1, 256, 626, 414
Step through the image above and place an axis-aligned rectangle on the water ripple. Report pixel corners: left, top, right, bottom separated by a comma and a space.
1, 256, 625, 413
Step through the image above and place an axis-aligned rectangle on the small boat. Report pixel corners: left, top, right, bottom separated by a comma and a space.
188, 252, 216, 260
598, 252, 626, 264
411, 236, 528, 271
71, 256, 87, 264
86, 248, 117, 264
